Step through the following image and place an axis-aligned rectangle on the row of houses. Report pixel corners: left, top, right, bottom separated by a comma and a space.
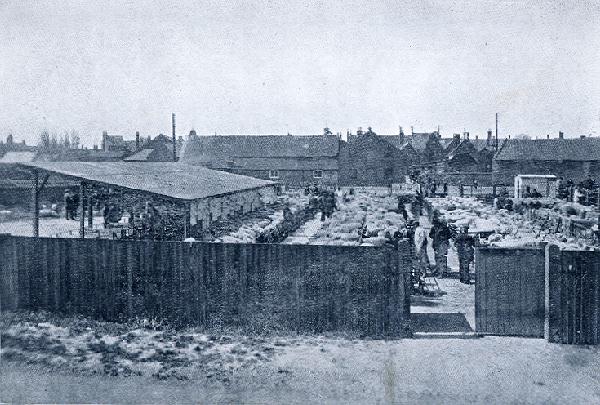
178, 128, 501, 187
3, 129, 600, 190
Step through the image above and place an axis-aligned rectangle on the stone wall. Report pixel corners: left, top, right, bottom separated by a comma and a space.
338, 135, 415, 186
189, 186, 276, 232
493, 160, 600, 185
227, 168, 338, 188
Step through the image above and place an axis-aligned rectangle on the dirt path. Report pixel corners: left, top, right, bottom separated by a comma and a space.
283, 213, 324, 244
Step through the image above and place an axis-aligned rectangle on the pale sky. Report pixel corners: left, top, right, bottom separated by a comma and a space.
1, 0, 599, 146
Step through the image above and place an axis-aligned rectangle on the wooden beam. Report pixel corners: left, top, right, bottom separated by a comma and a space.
79, 181, 85, 238
32, 170, 39, 238
37, 173, 51, 194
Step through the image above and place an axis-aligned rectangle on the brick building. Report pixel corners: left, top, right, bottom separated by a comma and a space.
384, 129, 446, 164
444, 131, 496, 173
339, 132, 418, 186
493, 135, 600, 185
181, 133, 340, 187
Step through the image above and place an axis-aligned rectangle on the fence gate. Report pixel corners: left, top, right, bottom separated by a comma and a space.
546, 246, 600, 345
475, 247, 546, 337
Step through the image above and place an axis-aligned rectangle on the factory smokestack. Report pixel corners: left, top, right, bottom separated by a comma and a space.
172, 113, 177, 161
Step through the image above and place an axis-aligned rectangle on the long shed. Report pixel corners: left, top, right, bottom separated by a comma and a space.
19, 162, 277, 239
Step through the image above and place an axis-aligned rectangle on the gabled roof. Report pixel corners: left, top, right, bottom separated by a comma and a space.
181, 135, 340, 167
494, 138, 600, 161
0, 151, 36, 163
19, 162, 275, 201
469, 139, 495, 152
447, 140, 478, 161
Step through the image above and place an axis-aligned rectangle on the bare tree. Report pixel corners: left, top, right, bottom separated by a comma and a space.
62, 130, 71, 149
38, 130, 51, 151
70, 130, 80, 149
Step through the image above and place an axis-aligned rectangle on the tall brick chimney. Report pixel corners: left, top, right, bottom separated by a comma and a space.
101, 130, 108, 151
559, 131, 564, 139
135, 131, 140, 150
487, 130, 492, 146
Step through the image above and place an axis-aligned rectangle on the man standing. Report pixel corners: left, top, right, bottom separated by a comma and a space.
456, 225, 474, 284
64, 189, 72, 220
414, 221, 430, 272
430, 219, 452, 277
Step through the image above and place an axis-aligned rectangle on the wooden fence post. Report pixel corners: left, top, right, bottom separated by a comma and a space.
545, 244, 561, 342
32, 171, 39, 238
79, 181, 85, 239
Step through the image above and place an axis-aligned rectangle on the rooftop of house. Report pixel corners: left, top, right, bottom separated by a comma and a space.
494, 138, 600, 161
19, 162, 276, 201
35, 149, 126, 162
182, 135, 341, 163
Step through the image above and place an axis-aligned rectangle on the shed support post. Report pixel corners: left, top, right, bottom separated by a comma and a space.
79, 181, 85, 238
87, 186, 93, 229
32, 170, 39, 238
183, 202, 189, 240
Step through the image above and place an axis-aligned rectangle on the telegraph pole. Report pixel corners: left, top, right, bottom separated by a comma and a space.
172, 113, 177, 162
495, 113, 499, 151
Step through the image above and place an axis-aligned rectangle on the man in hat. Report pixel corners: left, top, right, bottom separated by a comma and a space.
430, 218, 452, 277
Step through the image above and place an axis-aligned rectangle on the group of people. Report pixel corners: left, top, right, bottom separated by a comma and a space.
306, 185, 338, 221
384, 198, 476, 285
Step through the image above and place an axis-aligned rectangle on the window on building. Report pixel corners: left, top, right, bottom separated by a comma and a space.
313, 170, 323, 179
269, 170, 280, 179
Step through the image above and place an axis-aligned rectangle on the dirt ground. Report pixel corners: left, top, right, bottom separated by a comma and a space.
2, 335, 599, 404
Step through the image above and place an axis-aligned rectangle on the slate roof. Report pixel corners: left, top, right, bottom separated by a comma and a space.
181, 135, 340, 171
494, 138, 600, 161
212, 157, 339, 171
183, 135, 339, 159
19, 162, 275, 201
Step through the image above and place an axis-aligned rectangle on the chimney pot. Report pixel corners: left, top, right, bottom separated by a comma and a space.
559, 131, 564, 139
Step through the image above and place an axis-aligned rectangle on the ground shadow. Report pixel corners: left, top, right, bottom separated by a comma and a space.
411, 312, 473, 333
411, 295, 447, 307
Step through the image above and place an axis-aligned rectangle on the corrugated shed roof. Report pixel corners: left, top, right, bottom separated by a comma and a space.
19, 162, 275, 201
181, 135, 340, 163
495, 138, 600, 161
0, 151, 36, 163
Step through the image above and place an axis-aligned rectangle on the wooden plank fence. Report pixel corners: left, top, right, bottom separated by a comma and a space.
0, 235, 411, 337
475, 246, 547, 337
546, 245, 600, 345
476, 244, 600, 344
